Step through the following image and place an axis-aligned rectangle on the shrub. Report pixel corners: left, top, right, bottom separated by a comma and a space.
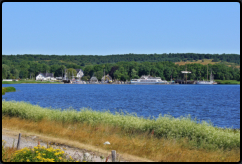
2, 100, 240, 150
2, 140, 77, 162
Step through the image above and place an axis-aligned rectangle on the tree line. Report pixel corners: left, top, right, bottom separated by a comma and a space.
2, 53, 240, 66
81, 61, 240, 81
2, 56, 240, 81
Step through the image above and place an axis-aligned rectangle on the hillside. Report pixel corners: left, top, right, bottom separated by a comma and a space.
2, 54, 240, 81
175, 59, 240, 69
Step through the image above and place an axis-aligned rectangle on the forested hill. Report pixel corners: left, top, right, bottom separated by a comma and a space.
2, 53, 240, 66
2, 53, 240, 81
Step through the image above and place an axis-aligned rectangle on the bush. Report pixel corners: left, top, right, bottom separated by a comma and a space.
2, 100, 240, 150
2, 87, 16, 95
2, 140, 77, 162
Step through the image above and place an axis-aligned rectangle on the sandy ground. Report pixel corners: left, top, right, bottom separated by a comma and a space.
2, 128, 154, 162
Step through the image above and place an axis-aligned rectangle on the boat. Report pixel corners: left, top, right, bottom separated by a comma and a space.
196, 65, 217, 85
130, 75, 168, 84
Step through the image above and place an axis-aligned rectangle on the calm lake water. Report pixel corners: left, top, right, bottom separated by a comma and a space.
2, 84, 240, 129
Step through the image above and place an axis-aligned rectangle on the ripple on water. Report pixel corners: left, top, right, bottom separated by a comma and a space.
2, 84, 240, 129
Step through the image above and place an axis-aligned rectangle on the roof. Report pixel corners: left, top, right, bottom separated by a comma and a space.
75, 69, 83, 72
38, 73, 54, 77
101, 75, 112, 81
90, 76, 98, 81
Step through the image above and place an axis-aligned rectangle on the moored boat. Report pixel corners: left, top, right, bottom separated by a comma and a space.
196, 66, 217, 85
131, 75, 168, 84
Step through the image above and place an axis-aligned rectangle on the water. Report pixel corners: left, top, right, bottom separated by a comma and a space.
2, 84, 240, 129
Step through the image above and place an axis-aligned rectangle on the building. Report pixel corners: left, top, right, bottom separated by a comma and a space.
75, 69, 84, 78
90, 76, 98, 83
101, 74, 112, 82
2, 79, 13, 81
64, 69, 84, 80
36, 73, 56, 81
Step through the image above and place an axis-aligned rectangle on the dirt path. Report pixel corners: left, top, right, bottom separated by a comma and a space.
2, 128, 154, 162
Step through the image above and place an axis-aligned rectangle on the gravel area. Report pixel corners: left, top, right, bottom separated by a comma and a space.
2, 130, 126, 162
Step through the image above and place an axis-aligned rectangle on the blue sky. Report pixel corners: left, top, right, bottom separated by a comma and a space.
2, 2, 240, 55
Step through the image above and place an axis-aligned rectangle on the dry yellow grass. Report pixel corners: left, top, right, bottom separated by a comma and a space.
175, 59, 220, 66
2, 146, 18, 162
2, 116, 240, 162
175, 59, 240, 69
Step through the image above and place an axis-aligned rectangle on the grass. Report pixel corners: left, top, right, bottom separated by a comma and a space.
214, 80, 240, 85
2, 87, 16, 95
2, 80, 63, 84
175, 59, 240, 69
2, 100, 240, 162
2, 140, 87, 162
175, 59, 220, 66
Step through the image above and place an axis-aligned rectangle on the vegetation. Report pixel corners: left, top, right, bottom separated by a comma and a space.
2, 53, 240, 66
2, 101, 240, 162
2, 140, 85, 162
214, 80, 240, 84
2, 80, 63, 84
2, 87, 16, 95
2, 54, 240, 81
2, 100, 240, 151
82, 61, 240, 81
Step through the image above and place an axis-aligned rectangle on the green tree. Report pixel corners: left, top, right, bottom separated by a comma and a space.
66, 68, 77, 79
131, 69, 138, 79
96, 71, 103, 81
2, 64, 11, 79
114, 70, 121, 80
84, 65, 94, 77
11, 68, 19, 79
81, 75, 89, 81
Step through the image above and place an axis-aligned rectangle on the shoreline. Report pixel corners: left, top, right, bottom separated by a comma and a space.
2, 83, 240, 85
2, 100, 240, 162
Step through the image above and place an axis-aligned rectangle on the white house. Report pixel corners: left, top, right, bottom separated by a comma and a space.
36, 73, 56, 81
2, 79, 13, 81
76, 69, 84, 78
64, 69, 84, 80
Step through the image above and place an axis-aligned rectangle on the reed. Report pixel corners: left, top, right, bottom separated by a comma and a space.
2, 116, 240, 162
2, 87, 16, 95
214, 80, 240, 84
2, 100, 240, 151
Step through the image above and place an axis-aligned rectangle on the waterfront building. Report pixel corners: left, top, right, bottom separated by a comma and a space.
36, 73, 56, 81
90, 76, 98, 84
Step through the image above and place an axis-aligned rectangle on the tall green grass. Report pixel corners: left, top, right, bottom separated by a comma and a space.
2, 100, 240, 150
215, 80, 240, 84
2, 80, 63, 84
2, 87, 16, 95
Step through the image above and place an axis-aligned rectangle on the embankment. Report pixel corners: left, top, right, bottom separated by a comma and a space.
2, 100, 240, 162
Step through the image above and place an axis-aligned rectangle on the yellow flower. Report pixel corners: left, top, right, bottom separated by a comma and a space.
59, 157, 62, 160
27, 159, 30, 162
37, 156, 42, 159
49, 158, 55, 162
